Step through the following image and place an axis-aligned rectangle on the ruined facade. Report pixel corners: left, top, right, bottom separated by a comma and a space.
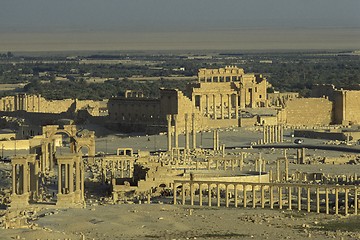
196, 66, 268, 108
108, 66, 269, 132
0, 93, 107, 116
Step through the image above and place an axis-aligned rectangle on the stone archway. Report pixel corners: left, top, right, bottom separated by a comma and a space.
38, 125, 95, 172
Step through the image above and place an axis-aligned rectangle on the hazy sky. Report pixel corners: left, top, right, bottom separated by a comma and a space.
1, 0, 359, 51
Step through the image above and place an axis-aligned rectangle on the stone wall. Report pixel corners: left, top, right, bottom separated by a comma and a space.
284, 98, 333, 126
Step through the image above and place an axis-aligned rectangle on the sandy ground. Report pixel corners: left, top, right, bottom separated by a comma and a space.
1, 203, 359, 240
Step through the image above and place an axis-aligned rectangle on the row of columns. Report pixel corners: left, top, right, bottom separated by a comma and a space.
174, 181, 358, 215
262, 125, 283, 144
199, 75, 239, 83
296, 148, 306, 164
101, 158, 134, 183
167, 113, 197, 152
194, 94, 239, 120
198, 156, 244, 171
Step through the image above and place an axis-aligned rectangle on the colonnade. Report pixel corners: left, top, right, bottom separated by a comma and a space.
167, 113, 197, 151
193, 93, 239, 120
174, 180, 359, 215
203, 155, 244, 171
262, 125, 283, 144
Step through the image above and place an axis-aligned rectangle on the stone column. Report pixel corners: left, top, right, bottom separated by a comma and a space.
58, 164, 62, 194
252, 185, 256, 208
296, 149, 301, 164
301, 148, 305, 164
354, 187, 358, 215
185, 114, 189, 151
276, 159, 281, 182
220, 94, 224, 119
270, 186, 274, 209
23, 163, 28, 195
243, 185, 247, 208
345, 188, 349, 215
227, 94, 231, 119
208, 184, 212, 207
206, 95, 209, 115
271, 126, 275, 143
285, 157, 289, 181
274, 125, 278, 143
213, 94, 217, 119
12, 164, 16, 194
199, 184, 203, 206
277, 125, 282, 142
261, 185, 265, 208
190, 183, 194, 206
325, 187, 329, 214
69, 163, 74, 193
335, 188, 339, 214
234, 185, 238, 207
181, 184, 185, 205
121, 160, 124, 178
80, 161, 84, 201
76, 161, 80, 191
288, 186, 292, 210
298, 186, 302, 211
307, 187, 311, 213
217, 184, 221, 207
262, 159, 266, 172
263, 125, 267, 144
279, 186, 283, 209
235, 94, 239, 120
192, 113, 196, 149
240, 153, 244, 171
174, 114, 179, 148
225, 185, 229, 207
316, 187, 320, 213
213, 129, 217, 151
65, 164, 69, 193
166, 114, 172, 151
